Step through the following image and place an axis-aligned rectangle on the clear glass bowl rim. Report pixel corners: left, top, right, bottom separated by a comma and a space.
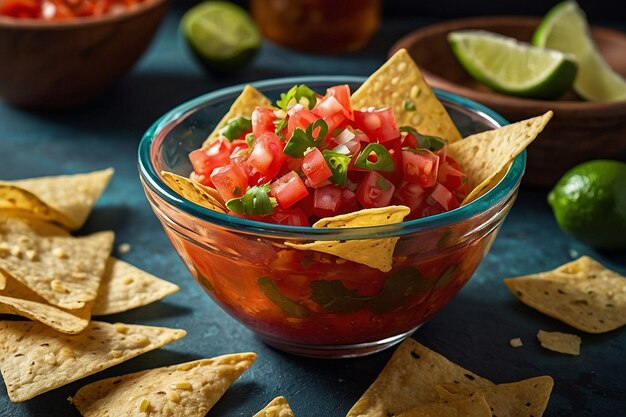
138, 75, 525, 239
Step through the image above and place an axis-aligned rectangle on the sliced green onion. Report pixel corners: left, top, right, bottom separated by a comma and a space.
403, 99, 416, 111
354, 143, 395, 172
220, 117, 252, 141
225, 184, 276, 215
283, 119, 328, 158
274, 118, 287, 135
400, 126, 447, 151
322, 151, 351, 186
245, 132, 255, 148
276, 84, 317, 111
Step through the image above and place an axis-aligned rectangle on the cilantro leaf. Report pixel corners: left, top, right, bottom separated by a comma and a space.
225, 184, 276, 215
276, 84, 318, 111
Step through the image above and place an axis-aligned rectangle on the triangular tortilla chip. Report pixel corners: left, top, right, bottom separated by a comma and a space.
92, 257, 180, 316
161, 171, 226, 213
448, 112, 552, 204
0, 168, 113, 230
254, 396, 295, 417
0, 216, 114, 309
204, 84, 272, 147
537, 330, 581, 356
69, 353, 256, 417
285, 206, 410, 272
351, 49, 461, 143
504, 256, 626, 333
435, 376, 554, 417
0, 274, 91, 334
396, 394, 492, 417
346, 338, 492, 417
0, 320, 187, 402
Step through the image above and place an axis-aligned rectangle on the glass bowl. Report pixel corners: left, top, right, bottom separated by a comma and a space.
138, 76, 523, 358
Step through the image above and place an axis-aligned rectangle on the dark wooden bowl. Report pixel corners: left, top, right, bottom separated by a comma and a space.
390, 16, 626, 187
0, 0, 168, 109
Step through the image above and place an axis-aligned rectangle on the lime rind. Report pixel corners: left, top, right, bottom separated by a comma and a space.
533, 1, 626, 101
448, 30, 578, 99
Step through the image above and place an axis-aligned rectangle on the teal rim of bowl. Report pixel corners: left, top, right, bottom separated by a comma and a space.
138, 76, 524, 239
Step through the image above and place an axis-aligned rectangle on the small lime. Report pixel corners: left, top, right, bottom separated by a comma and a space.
181, 1, 261, 75
548, 160, 626, 250
533, 1, 626, 101
447, 30, 578, 99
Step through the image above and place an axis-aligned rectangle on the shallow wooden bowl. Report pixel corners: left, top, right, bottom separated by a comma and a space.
390, 16, 626, 187
0, 0, 168, 109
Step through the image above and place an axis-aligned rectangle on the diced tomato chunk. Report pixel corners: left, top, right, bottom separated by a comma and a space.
189, 137, 232, 176
271, 208, 310, 226
393, 181, 426, 211
356, 172, 395, 208
353, 108, 400, 142
427, 183, 460, 211
286, 107, 319, 140
270, 171, 309, 209
247, 132, 286, 179
327, 84, 354, 120
438, 156, 468, 199
402, 149, 440, 188
302, 148, 332, 186
210, 163, 248, 201
312, 185, 356, 217
252, 107, 278, 138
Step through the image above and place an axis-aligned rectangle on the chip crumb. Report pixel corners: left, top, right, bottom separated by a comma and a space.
115, 323, 129, 334
24, 249, 37, 261
51, 247, 67, 259
138, 398, 150, 412
537, 330, 581, 356
10, 245, 21, 257
172, 381, 193, 390
50, 279, 69, 294
118, 243, 132, 254
509, 337, 523, 348
167, 390, 181, 403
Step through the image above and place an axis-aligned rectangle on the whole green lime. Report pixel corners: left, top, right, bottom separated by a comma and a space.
548, 160, 626, 250
181, 1, 261, 75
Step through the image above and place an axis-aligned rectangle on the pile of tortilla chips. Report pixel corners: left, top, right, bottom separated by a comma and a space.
347, 338, 554, 417
162, 48, 552, 272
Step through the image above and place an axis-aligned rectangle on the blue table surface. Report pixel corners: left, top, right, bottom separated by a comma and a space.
1, 9, 625, 417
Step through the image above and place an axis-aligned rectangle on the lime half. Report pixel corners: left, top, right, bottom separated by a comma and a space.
448, 30, 577, 99
533, 1, 626, 101
181, 1, 261, 74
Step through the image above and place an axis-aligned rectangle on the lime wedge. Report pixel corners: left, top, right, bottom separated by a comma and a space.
181, 1, 261, 74
533, 1, 626, 101
448, 30, 578, 99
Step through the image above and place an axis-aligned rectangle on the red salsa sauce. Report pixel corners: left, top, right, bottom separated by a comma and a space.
188, 84, 469, 226
0, 0, 145, 19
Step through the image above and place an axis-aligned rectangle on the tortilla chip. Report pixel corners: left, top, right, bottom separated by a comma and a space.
92, 257, 180, 316
0, 274, 91, 334
0, 216, 114, 309
448, 111, 553, 204
396, 395, 492, 417
254, 396, 295, 417
161, 171, 226, 213
504, 256, 626, 333
204, 84, 272, 147
346, 338, 492, 417
0, 320, 186, 402
69, 353, 256, 417
436, 375, 554, 417
0, 168, 113, 230
537, 330, 581, 356
285, 206, 410, 272
351, 49, 461, 143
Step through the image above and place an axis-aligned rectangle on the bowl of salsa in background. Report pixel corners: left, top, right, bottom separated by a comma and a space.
138, 77, 525, 358
0, 0, 167, 108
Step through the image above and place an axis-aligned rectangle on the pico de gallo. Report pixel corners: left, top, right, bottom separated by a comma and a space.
0, 0, 145, 19
189, 84, 468, 226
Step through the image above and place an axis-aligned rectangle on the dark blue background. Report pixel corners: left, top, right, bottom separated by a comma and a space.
0, 3, 625, 416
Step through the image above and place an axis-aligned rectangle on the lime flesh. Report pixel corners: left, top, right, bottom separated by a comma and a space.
181, 1, 261, 74
548, 160, 626, 250
533, 1, 626, 101
448, 30, 577, 99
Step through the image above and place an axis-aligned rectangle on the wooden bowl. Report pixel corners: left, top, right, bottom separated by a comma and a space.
0, 0, 168, 109
390, 16, 626, 187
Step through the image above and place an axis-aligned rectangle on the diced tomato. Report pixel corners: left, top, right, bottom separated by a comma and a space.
229, 139, 249, 159
270, 171, 309, 209
353, 108, 400, 142
438, 157, 468, 197
286, 107, 319, 139
252, 107, 278, 138
402, 149, 440, 188
210, 163, 248, 201
427, 183, 461, 211
0, 0, 40, 17
356, 172, 395, 209
271, 208, 309, 226
302, 148, 332, 186
247, 132, 286, 179
393, 181, 426, 211
313, 185, 356, 217
189, 137, 232, 176
401, 131, 418, 149
379, 137, 404, 184
326, 85, 354, 120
